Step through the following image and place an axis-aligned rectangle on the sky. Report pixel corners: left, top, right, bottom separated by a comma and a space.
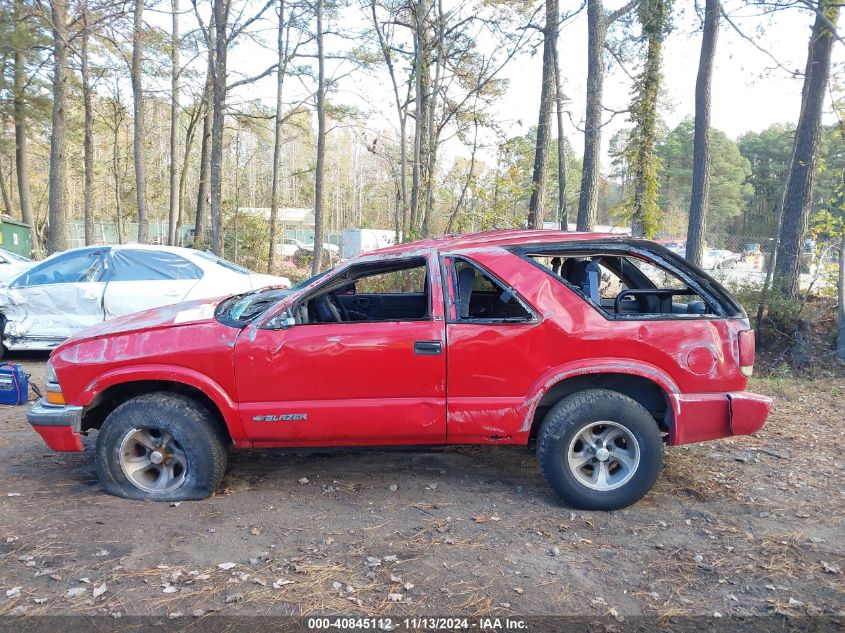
162, 0, 844, 171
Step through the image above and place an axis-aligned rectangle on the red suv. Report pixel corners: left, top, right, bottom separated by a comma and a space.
27, 230, 771, 510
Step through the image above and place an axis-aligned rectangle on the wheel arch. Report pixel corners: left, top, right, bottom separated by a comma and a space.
526, 363, 679, 443
78, 366, 246, 447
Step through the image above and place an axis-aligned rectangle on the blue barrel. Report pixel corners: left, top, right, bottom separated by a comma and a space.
0, 363, 29, 406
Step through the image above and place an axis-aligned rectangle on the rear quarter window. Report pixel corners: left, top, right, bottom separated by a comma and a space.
518, 242, 744, 320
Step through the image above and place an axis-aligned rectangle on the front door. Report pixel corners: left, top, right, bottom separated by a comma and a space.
234, 253, 447, 447
5, 248, 108, 344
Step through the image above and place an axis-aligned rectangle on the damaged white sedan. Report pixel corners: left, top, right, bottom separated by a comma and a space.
0, 244, 289, 355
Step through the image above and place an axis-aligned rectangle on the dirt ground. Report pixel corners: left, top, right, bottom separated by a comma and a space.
0, 354, 843, 620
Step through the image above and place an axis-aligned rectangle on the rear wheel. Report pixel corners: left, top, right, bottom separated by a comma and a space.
537, 389, 663, 510
95, 392, 227, 501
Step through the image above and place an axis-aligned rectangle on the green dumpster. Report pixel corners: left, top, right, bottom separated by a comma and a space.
0, 217, 33, 258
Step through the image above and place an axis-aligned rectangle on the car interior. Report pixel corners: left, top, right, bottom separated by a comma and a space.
451, 259, 533, 321
293, 258, 430, 324
529, 252, 715, 317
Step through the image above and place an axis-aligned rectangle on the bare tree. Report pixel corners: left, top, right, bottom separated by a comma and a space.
312, 0, 326, 274
195, 16, 214, 247
527, 0, 559, 229
168, 0, 180, 245
209, 0, 229, 255
576, 0, 636, 231
106, 93, 128, 244
268, 0, 302, 272
369, 0, 411, 241
13, 0, 38, 254
132, 0, 148, 243
0, 157, 12, 214
686, 0, 719, 266
81, 4, 95, 245
410, 0, 431, 238
774, 0, 840, 297
553, 39, 567, 230
47, 0, 71, 254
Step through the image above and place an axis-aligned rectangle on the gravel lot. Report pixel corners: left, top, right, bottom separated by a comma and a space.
0, 355, 843, 620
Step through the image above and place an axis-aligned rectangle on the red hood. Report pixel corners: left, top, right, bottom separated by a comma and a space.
56, 298, 224, 351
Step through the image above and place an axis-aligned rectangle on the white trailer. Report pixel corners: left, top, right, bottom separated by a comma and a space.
342, 229, 399, 259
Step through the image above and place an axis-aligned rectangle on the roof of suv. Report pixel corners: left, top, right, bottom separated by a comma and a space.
368, 229, 624, 256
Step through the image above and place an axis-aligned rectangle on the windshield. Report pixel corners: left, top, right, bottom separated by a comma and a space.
214, 268, 335, 328
215, 287, 291, 327
195, 251, 252, 275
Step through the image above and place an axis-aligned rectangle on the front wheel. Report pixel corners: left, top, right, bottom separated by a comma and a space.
537, 389, 663, 511
95, 392, 227, 501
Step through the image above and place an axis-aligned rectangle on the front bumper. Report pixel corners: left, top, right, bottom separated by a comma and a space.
27, 398, 85, 452
669, 391, 772, 445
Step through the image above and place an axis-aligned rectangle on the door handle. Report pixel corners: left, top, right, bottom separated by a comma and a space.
414, 340, 442, 355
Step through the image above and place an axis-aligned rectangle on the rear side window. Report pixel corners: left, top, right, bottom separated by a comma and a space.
450, 258, 533, 323
529, 252, 714, 318
105, 250, 203, 281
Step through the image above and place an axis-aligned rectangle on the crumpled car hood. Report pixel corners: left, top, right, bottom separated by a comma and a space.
57, 297, 223, 349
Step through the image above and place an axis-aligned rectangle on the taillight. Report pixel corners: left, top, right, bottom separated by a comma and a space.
738, 329, 755, 377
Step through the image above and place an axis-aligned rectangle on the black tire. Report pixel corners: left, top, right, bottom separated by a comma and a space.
536, 389, 663, 511
95, 392, 227, 501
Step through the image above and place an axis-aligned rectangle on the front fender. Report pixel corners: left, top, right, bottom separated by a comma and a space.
78, 364, 249, 447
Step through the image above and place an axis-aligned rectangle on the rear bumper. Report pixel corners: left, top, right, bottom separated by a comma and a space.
669, 391, 772, 446
27, 398, 85, 452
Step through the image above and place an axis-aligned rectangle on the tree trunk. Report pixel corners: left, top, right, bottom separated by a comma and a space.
553, 41, 567, 230
195, 33, 214, 247
132, 0, 149, 243
420, 0, 442, 236
210, 0, 229, 255
528, 0, 558, 230
81, 7, 95, 246
774, 0, 839, 298
312, 0, 326, 275
410, 0, 430, 237
47, 0, 70, 254
168, 0, 180, 246
686, 0, 719, 266
177, 108, 200, 245
837, 229, 845, 361
576, 0, 605, 231
628, 0, 669, 239
0, 158, 12, 214
13, 0, 37, 254
268, 0, 286, 273
112, 112, 124, 245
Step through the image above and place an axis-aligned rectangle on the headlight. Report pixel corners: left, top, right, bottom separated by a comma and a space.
45, 360, 58, 385
45, 360, 65, 405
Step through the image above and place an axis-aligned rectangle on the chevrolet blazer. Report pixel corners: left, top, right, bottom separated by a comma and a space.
27, 230, 771, 510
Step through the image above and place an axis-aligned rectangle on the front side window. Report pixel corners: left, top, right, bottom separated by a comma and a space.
12, 249, 105, 287
292, 257, 430, 324
449, 258, 533, 323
